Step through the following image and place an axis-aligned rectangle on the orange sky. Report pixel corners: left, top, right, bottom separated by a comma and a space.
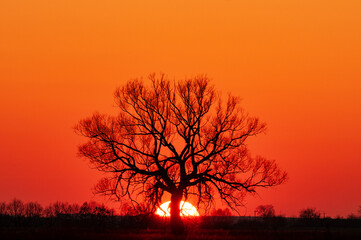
1, 0, 360, 217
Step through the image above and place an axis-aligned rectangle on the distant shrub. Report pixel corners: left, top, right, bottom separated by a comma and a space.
6, 198, 25, 217
210, 208, 232, 216
79, 201, 114, 216
255, 205, 276, 218
43, 201, 75, 217
347, 214, 358, 219
24, 202, 43, 217
0, 201, 6, 215
121, 202, 148, 216
345, 206, 361, 220
299, 208, 321, 219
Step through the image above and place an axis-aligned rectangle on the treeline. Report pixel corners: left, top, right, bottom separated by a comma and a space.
1, 199, 360, 220
0, 199, 115, 217
253, 204, 361, 220
1, 200, 361, 240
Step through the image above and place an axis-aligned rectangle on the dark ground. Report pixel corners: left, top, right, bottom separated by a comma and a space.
1, 215, 361, 240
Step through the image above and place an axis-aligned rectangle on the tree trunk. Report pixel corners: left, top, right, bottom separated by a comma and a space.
170, 192, 185, 234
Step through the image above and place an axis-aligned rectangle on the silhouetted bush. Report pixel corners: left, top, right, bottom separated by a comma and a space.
299, 207, 321, 219
24, 201, 43, 217
6, 198, 25, 216
0, 201, 6, 215
254, 205, 276, 218
43, 201, 78, 217
210, 208, 232, 216
121, 202, 148, 216
79, 201, 114, 216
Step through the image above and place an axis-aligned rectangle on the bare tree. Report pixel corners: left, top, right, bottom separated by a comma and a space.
211, 208, 232, 216
75, 74, 287, 233
6, 198, 24, 217
254, 204, 276, 218
43, 204, 55, 217
43, 201, 76, 217
79, 201, 114, 216
69, 203, 80, 215
121, 202, 148, 216
0, 201, 6, 215
299, 208, 321, 219
24, 201, 43, 217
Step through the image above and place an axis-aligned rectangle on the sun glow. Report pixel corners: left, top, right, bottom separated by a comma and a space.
155, 201, 199, 217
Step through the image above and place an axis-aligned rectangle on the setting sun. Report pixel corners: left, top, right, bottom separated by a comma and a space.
156, 201, 199, 217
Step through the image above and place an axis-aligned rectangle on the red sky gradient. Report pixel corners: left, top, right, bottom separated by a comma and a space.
1, 0, 360, 217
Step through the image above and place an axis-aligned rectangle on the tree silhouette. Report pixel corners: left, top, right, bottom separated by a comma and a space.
79, 201, 114, 216
0, 201, 6, 215
255, 204, 276, 218
75, 74, 287, 233
299, 208, 321, 219
24, 202, 43, 217
43, 201, 74, 217
121, 202, 148, 216
6, 198, 24, 217
211, 208, 232, 216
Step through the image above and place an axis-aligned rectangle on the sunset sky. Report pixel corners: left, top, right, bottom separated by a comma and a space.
1, 0, 360, 217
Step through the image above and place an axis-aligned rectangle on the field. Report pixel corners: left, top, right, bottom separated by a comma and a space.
1, 215, 361, 240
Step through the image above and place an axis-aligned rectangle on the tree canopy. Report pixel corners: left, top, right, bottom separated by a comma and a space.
75, 74, 287, 232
